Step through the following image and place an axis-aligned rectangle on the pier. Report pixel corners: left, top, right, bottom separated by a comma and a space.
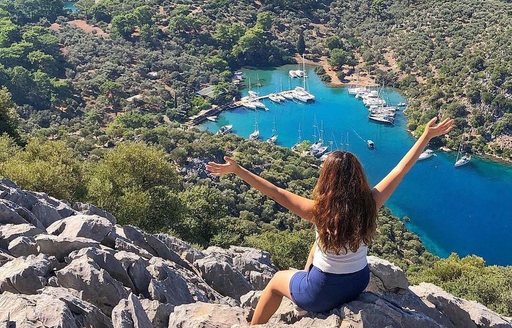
186, 90, 307, 126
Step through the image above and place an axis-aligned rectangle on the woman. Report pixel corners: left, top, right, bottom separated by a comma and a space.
206, 117, 454, 325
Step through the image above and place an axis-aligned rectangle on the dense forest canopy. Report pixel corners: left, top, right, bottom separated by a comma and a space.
0, 0, 511, 316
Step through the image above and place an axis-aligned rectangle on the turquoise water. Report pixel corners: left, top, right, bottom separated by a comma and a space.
201, 65, 512, 266
63, 2, 77, 13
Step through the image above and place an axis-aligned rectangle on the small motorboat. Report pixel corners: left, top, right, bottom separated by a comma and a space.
367, 140, 375, 149
419, 149, 435, 160
216, 125, 233, 135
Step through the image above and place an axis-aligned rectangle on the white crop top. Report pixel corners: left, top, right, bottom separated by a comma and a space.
312, 231, 368, 274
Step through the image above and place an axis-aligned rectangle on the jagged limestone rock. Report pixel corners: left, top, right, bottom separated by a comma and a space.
41, 287, 113, 327
411, 283, 512, 328
0, 291, 77, 328
73, 202, 117, 224
139, 299, 174, 328
68, 247, 137, 292
8, 235, 38, 257
56, 256, 129, 316
47, 214, 114, 243
35, 234, 99, 261
366, 255, 409, 293
0, 199, 31, 225
0, 253, 56, 294
0, 249, 14, 267
194, 255, 252, 300
114, 250, 152, 298
167, 302, 249, 328
112, 293, 153, 328
0, 223, 44, 248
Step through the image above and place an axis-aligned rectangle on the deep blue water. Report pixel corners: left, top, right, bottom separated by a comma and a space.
201, 65, 512, 266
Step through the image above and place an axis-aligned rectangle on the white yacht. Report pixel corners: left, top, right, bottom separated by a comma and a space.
368, 113, 394, 125
281, 91, 294, 100
348, 86, 367, 95
242, 101, 257, 110
455, 154, 471, 167
268, 94, 282, 103
293, 86, 315, 103
216, 125, 233, 135
206, 116, 217, 122
419, 149, 435, 160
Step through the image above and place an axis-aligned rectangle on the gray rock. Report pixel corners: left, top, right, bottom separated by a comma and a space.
35, 234, 99, 261
147, 257, 222, 305
0, 223, 44, 248
0, 199, 29, 225
47, 214, 113, 242
339, 292, 442, 328
56, 256, 129, 315
140, 299, 174, 328
69, 247, 136, 292
41, 287, 113, 327
114, 235, 154, 259
119, 226, 192, 271
8, 236, 38, 257
202, 246, 277, 290
167, 302, 249, 328
0, 291, 77, 327
194, 255, 252, 300
240, 290, 262, 310
112, 293, 153, 328
366, 256, 409, 292
114, 251, 152, 297
31, 191, 76, 218
0, 249, 14, 267
411, 283, 512, 328
31, 199, 64, 228
155, 233, 195, 254
0, 254, 56, 294
0, 180, 38, 210
73, 202, 116, 224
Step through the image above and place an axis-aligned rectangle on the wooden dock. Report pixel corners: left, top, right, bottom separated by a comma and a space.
186, 91, 297, 126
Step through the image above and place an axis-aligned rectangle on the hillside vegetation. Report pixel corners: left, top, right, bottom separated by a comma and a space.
0, 0, 511, 317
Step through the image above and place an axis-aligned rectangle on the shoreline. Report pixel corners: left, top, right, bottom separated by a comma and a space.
293, 54, 512, 166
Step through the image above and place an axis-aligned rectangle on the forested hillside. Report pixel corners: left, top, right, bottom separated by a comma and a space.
0, 0, 511, 317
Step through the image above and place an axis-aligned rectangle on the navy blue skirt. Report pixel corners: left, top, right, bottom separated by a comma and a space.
289, 264, 370, 313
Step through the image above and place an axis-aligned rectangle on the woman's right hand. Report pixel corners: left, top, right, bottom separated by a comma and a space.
206, 156, 240, 176
423, 117, 455, 140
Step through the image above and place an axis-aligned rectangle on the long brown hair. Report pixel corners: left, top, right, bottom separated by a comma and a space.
312, 151, 377, 254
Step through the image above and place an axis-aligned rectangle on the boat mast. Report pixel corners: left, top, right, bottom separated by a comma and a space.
302, 53, 306, 90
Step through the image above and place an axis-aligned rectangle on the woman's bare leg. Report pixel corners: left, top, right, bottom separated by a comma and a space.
250, 270, 296, 325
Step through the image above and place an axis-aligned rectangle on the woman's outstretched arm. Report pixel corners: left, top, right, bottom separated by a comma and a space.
372, 117, 454, 209
206, 156, 315, 221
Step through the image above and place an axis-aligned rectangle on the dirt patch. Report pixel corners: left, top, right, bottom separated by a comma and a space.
295, 54, 377, 87
68, 20, 109, 38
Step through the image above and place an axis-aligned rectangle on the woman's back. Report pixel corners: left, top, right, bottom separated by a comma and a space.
312, 240, 368, 274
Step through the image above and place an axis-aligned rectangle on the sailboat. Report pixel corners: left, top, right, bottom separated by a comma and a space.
249, 120, 260, 140
267, 119, 278, 144
455, 142, 471, 167
293, 54, 315, 102
292, 125, 303, 152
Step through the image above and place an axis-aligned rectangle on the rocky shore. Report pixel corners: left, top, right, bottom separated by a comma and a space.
0, 179, 510, 327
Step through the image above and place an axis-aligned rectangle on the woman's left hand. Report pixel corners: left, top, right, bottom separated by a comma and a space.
206, 156, 239, 176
